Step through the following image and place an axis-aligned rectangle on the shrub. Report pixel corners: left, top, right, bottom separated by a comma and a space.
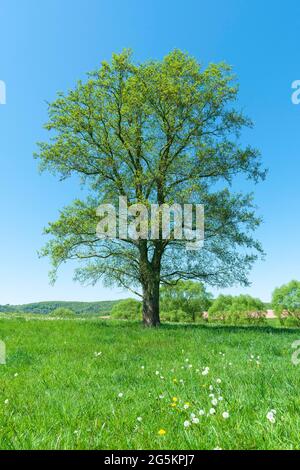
272, 280, 300, 326
160, 281, 213, 322
208, 295, 266, 325
110, 299, 142, 320
50, 308, 76, 318
160, 309, 193, 323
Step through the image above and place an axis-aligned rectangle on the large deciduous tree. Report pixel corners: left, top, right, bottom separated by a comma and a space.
36, 50, 265, 327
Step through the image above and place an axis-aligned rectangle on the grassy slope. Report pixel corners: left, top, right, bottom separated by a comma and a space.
0, 300, 119, 315
0, 318, 299, 450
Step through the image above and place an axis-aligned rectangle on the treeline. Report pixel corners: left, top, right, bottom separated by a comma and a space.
111, 280, 300, 326
0, 300, 118, 315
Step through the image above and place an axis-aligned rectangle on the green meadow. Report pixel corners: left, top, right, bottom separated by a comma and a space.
0, 317, 300, 450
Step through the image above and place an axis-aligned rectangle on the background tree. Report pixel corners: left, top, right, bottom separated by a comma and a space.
36, 49, 265, 327
208, 294, 266, 324
272, 280, 300, 325
110, 298, 142, 321
160, 281, 212, 322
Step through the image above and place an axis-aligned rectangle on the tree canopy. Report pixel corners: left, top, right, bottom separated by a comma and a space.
208, 294, 266, 324
160, 280, 212, 321
36, 49, 265, 326
272, 280, 300, 323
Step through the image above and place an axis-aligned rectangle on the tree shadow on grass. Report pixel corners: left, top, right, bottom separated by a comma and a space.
158, 322, 300, 335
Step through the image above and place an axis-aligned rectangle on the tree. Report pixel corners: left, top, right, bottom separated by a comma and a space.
208, 294, 266, 324
272, 280, 300, 325
160, 281, 212, 322
36, 49, 265, 327
111, 299, 142, 320
50, 307, 76, 318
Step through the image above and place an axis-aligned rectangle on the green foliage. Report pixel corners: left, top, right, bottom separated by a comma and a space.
160, 281, 212, 322
110, 299, 142, 320
0, 301, 117, 315
160, 309, 193, 323
272, 280, 300, 326
208, 294, 266, 325
50, 307, 76, 318
35, 49, 265, 315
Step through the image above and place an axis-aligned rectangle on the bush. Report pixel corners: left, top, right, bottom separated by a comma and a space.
50, 308, 76, 318
272, 280, 300, 326
110, 299, 142, 320
208, 295, 266, 325
160, 281, 213, 322
160, 309, 193, 323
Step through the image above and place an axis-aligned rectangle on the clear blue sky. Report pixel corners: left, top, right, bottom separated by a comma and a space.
0, 0, 299, 304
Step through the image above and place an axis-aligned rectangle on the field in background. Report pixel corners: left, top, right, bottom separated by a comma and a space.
0, 318, 300, 450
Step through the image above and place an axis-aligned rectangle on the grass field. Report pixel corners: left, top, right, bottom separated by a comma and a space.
0, 317, 300, 450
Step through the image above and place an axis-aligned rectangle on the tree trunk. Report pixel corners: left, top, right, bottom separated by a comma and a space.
142, 276, 160, 327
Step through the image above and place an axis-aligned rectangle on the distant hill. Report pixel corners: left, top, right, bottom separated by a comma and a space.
0, 300, 120, 316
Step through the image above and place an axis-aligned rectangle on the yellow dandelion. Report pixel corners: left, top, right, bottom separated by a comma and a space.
172, 397, 178, 402
173, 378, 178, 384
171, 402, 177, 407
158, 429, 166, 436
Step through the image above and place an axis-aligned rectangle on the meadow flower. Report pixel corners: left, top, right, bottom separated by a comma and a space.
202, 368, 209, 376
209, 408, 216, 415
184, 420, 191, 428
137, 417, 142, 422
183, 402, 190, 409
209, 385, 214, 391
229, 362, 232, 366
216, 378, 222, 384
118, 393, 123, 398
188, 364, 193, 369
199, 410, 205, 416
218, 396, 223, 401
222, 411, 230, 419
160, 376, 164, 380
179, 379, 184, 384
172, 397, 178, 402
155, 371, 160, 375
4, 399, 9, 405
190, 413, 196, 419
14, 373, 18, 378
141, 366, 145, 369
266, 411, 276, 423
211, 398, 218, 406
192, 417, 200, 424
185, 358, 189, 363
173, 378, 178, 384
159, 394, 165, 399
214, 447, 222, 450
158, 429, 166, 436
209, 393, 215, 399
